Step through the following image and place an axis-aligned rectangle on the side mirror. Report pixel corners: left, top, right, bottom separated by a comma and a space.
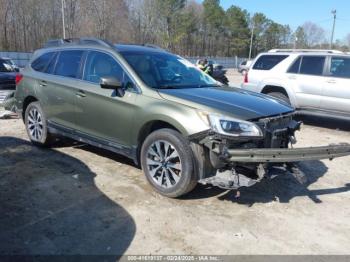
100, 76, 125, 97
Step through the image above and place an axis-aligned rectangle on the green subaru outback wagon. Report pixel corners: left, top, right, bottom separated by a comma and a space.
14, 38, 350, 197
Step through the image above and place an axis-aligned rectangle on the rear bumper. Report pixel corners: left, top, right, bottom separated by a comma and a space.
220, 143, 350, 163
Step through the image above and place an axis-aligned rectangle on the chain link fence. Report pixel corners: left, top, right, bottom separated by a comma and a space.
0, 51, 32, 68
185, 56, 247, 69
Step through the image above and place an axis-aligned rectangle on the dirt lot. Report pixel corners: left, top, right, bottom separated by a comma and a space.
1, 72, 350, 255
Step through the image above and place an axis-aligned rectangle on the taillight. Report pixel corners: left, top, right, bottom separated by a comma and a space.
243, 71, 248, 83
15, 74, 23, 85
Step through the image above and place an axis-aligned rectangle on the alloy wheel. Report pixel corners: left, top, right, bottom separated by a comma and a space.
146, 140, 182, 188
27, 107, 43, 141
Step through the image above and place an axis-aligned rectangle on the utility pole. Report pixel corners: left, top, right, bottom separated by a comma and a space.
249, 20, 254, 60
330, 9, 336, 49
61, 0, 66, 39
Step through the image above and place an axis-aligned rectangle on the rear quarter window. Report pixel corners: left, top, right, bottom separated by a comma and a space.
31, 52, 56, 72
252, 55, 288, 70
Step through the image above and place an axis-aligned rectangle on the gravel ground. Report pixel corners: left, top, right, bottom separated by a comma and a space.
1, 73, 350, 255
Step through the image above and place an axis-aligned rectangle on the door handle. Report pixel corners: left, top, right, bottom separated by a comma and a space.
39, 80, 47, 87
288, 75, 296, 80
76, 90, 86, 98
326, 79, 336, 84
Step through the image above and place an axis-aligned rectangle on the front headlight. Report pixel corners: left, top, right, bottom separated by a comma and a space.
207, 114, 263, 137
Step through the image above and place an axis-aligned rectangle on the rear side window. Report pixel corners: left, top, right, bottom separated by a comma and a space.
253, 55, 288, 70
54, 50, 84, 78
45, 52, 58, 74
299, 56, 325, 76
330, 57, 350, 78
287, 56, 301, 73
31, 52, 55, 72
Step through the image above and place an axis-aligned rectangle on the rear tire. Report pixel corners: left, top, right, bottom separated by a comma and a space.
140, 128, 197, 198
266, 92, 290, 105
25, 101, 53, 147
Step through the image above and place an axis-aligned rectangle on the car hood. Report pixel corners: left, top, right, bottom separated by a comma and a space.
158, 86, 294, 120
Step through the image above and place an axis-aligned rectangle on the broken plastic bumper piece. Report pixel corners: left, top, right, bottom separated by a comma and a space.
220, 143, 350, 163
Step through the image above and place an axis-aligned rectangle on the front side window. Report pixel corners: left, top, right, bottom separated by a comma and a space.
54, 50, 84, 78
299, 56, 325, 76
252, 55, 288, 70
330, 57, 350, 78
83, 51, 135, 90
31, 52, 55, 72
83, 51, 123, 83
120, 51, 218, 89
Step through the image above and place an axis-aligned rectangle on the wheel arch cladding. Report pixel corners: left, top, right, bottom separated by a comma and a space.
136, 120, 182, 161
22, 96, 38, 120
262, 85, 289, 98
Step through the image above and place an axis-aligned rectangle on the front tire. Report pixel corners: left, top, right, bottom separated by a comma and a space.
140, 128, 197, 198
25, 101, 53, 146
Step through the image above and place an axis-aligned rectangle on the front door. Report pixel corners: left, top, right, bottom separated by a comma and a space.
321, 56, 350, 115
36, 50, 84, 130
75, 51, 138, 148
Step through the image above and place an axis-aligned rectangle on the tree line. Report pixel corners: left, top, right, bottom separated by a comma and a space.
0, 0, 349, 57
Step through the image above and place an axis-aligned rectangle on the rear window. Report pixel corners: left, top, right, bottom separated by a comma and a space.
31, 52, 56, 72
0, 59, 16, 72
54, 50, 84, 78
299, 56, 325, 76
253, 55, 288, 70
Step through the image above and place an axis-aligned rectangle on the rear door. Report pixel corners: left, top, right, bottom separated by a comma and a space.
36, 50, 84, 130
288, 55, 326, 109
321, 56, 350, 115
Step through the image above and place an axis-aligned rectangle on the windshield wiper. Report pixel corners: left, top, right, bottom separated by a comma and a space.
156, 85, 181, 89
156, 84, 221, 89
196, 84, 222, 88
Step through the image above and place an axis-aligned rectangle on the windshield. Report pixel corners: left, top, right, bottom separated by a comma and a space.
120, 51, 219, 89
0, 59, 17, 72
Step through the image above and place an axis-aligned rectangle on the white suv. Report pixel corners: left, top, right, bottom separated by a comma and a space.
241, 49, 350, 120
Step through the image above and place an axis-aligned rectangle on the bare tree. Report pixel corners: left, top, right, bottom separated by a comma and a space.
302, 21, 326, 47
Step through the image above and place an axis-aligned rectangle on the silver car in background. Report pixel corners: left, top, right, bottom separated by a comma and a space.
238, 59, 253, 74
241, 49, 350, 120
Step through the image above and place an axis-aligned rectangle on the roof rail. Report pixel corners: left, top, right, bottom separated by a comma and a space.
268, 49, 344, 54
43, 37, 114, 49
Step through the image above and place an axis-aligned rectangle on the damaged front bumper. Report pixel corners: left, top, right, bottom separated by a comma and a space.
218, 143, 350, 163
190, 113, 350, 190
198, 143, 350, 190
